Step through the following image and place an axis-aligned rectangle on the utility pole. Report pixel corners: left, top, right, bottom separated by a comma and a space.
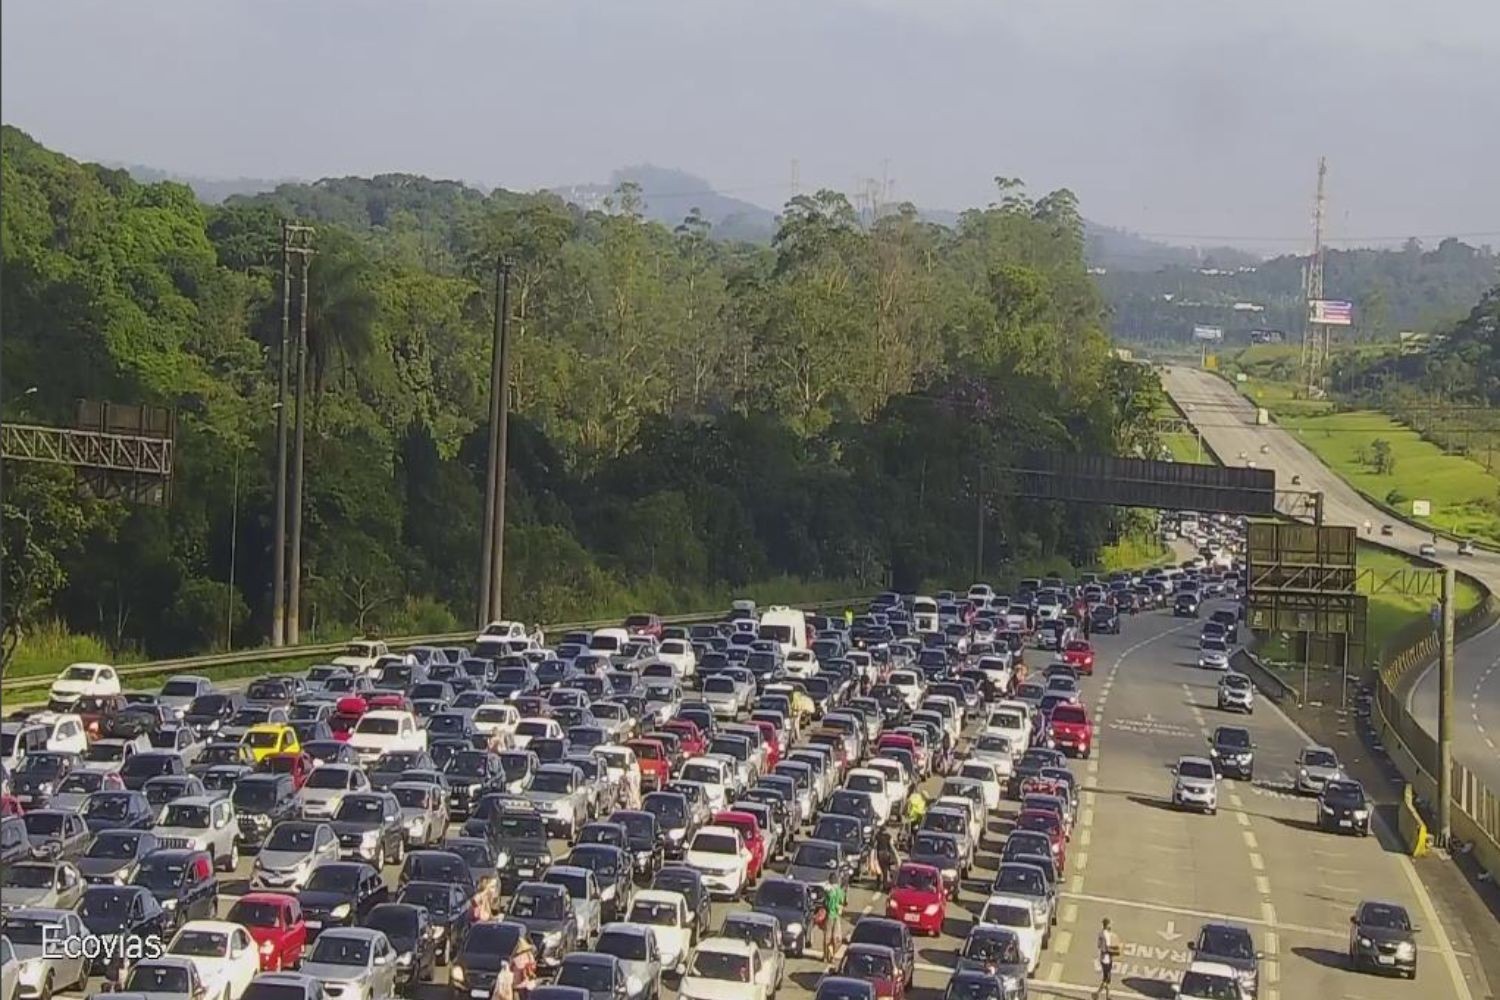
1437, 566, 1456, 846
974, 467, 985, 581
271, 222, 292, 647
479, 259, 514, 627
286, 228, 315, 643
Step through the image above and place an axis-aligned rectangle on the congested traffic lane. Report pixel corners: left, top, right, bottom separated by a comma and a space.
1051, 598, 1482, 1000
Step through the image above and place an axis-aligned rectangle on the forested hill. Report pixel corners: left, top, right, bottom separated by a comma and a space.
1100, 238, 1498, 344
2, 124, 1167, 667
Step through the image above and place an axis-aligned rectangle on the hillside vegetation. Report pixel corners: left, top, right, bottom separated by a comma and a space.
0, 127, 1169, 669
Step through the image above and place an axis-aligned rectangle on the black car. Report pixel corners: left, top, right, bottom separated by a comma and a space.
1319, 780, 1372, 837
1210, 609, 1239, 644
556, 952, 629, 1000
363, 902, 437, 987
77, 829, 161, 885
576, 821, 629, 854
847, 917, 915, 988
452, 918, 531, 997
444, 750, 505, 819
399, 850, 479, 901
944, 969, 1017, 1000
1207, 726, 1256, 781
189, 742, 256, 776
564, 843, 632, 922
142, 775, 206, 810
1010, 749, 1065, 798
199, 764, 256, 796
651, 865, 713, 945
1088, 605, 1121, 635
1349, 900, 1417, 977
506, 881, 580, 969
811, 814, 868, 867
76, 884, 172, 974
232, 773, 300, 850
443, 836, 500, 890
396, 879, 476, 965
641, 793, 694, 860
297, 860, 389, 939
9, 752, 80, 810
370, 750, 437, 792
331, 792, 407, 866
750, 876, 819, 956
605, 810, 663, 879
123, 749, 188, 792
1173, 592, 1201, 618
130, 848, 219, 929
1188, 921, 1261, 996
471, 802, 552, 889
184, 692, 245, 739
956, 923, 1028, 983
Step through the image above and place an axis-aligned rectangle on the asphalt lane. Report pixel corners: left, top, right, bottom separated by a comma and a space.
1162, 365, 1500, 793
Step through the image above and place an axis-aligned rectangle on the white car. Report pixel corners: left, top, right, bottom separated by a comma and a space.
887, 671, 925, 712
979, 894, 1047, 974
1, 935, 18, 1000
46, 663, 121, 709
656, 640, 699, 679
297, 764, 370, 820
781, 649, 819, 680
970, 733, 1017, 778
592, 746, 641, 807
911, 597, 939, 634
955, 761, 1004, 811
589, 628, 631, 656
471, 703, 519, 740
681, 938, 768, 1000
934, 795, 984, 849
920, 696, 964, 744
975, 655, 1014, 692
684, 825, 751, 899
153, 796, 241, 871
34, 715, 88, 756
1179, 960, 1251, 1000
1419, 542, 1438, 558
330, 640, 389, 675
678, 758, 733, 813
166, 920, 262, 1000
865, 758, 911, 803
627, 889, 692, 974
986, 702, 1033, 753
346, 711, 426, 766
1172, 756, 1220, 814
842, 769, 894, 825
477, 620, 529, 642
1199, 639, 1231, 671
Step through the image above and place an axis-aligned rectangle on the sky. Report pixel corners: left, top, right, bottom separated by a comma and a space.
3, 0, 1498, 250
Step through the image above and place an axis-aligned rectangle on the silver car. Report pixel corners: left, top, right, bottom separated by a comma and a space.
1296, 746, 1343, 795
595, 923, 662, 1000
0, 861, 84, 912
298, 927, 400, 1000
1, 908, 90, 1000
251, 821, 341, 892
123, 956, 208, 1000
389, 782, 448, 848
159, 677, 214, 721
1172, 756, 1220, 814
541, 865, 604, 941
298, 764, 371, 821
152, 795, 240, 871
524, 764, 589, 840
718, 911, 786, 993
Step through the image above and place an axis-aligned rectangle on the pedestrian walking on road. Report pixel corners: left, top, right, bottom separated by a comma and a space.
822, 880, 847, 962
1093, 917, 1121, 999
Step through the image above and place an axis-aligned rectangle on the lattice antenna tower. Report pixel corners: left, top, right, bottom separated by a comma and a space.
1302, 157, 1328, 394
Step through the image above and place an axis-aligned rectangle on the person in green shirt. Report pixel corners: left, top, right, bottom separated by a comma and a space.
822, 880, 847, 961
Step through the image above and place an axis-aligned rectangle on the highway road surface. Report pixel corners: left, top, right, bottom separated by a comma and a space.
1162, 365, 1500, 794
51, 603, 1490, 1000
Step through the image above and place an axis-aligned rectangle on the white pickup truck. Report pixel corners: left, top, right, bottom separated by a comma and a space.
331, 640, 390, 675
346, 710, 427, 765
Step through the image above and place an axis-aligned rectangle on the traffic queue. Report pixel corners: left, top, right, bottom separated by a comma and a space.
2, 560, 1237, 1000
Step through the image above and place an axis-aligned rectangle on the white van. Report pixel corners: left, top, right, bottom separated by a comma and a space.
588, 628, 631, 655
757, 607, 808, 655
911, 597, 939, 633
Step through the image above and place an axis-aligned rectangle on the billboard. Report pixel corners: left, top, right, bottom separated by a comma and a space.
1192, 325, 1224, 341
1309, 299, 1354, 325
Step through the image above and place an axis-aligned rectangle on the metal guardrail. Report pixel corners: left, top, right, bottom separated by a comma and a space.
0, 596, 872, 696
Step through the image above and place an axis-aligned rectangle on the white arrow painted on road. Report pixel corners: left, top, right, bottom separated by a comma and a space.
1158, 920, 1183, 943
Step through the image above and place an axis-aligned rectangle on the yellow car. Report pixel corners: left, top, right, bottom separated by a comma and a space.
241, 723, 300, 762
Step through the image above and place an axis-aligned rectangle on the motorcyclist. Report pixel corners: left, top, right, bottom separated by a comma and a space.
875, 826, 901, 890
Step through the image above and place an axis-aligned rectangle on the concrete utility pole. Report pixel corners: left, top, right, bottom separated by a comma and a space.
478, 259, 514, 627
974, 468, 985, 580
287, 235, 315, 644
1437, 566, 1456, 846
271, 222, 292, 647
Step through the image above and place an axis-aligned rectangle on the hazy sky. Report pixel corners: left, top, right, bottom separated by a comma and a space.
4, 0, 1497, 249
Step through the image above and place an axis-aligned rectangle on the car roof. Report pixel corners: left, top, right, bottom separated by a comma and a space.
1177, 755, 1214, 767
692, 936, 756, 956
160, 795, 221, 808
315, 926, 387, 943
631, 888, 686, 907
1185, 959, 1240, 978
174, 919, 245, 935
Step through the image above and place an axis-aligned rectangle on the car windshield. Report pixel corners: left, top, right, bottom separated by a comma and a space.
366, 908, 419, 946
896, 866, 940, 892
692, 832, 738, 855
305, 865, 360, 892
227, 900, 283, 926
1177, 971, 1240, 999
160, 803, 210, 828
1214, 729, 1251, 748
982, 903, 1031, 928
393, 786, 433, 809
1178, 761, 1216, 781
170, 929, 229, 957
24, 812, 66, 835
914, 833, 959, 858
233, 782, 282, 811
690, 949, 752, 981
85, 743, 127, 763
356, 717, 400, 736
793, 843, 840, 870
265, 824, 317, 851
306, 768, 353, 790
843, 950, 894, 979
1197, 926, 1255, 960
597, 928, 651, 961
1203, 640, 1228, 653
559, 960, 618, 991
975, 735, 1011, 754
1304, 750, 1338, 769
1359, 904, 1411, 930
2, 864, 56, 888
133, 857, 187, 890
629, 898, 681, 925
310, 934, 372, 966
127, 965, 191, 993
57, 770, 105, 793
509, 889, 566, 920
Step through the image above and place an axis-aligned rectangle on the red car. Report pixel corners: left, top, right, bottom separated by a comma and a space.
839, 943, 907, 1000
885, 862, 947, 936
226, 892, 307, 971
1061, 640, 1096, 675
661, 720, 707, 758
712, 810, 767, 882
366, 693, 412, 713
624, 613, 663, 639
1014, 809, 1067, 871
329, 697, 368, 743
627, 738, 670, 793
1019, 774, 1064, 799
750, 721, 781, 770
257, 751, 315, 790
1048, 703, 1094, 758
